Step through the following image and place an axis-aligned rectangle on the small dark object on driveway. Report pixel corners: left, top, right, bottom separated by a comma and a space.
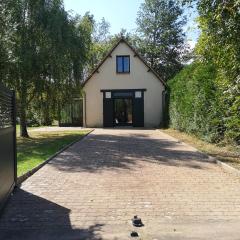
132, 215, 144, 227
130, 231, 139, 237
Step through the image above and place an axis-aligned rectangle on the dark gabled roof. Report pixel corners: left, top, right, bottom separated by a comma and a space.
82, 37, 166, 87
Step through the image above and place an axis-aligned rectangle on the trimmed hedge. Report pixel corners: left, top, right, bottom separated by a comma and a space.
168, 62, 227, 143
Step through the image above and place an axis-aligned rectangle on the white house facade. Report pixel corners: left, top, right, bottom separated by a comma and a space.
82, 38, 166, 128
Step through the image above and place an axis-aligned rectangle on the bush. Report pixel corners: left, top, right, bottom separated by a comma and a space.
168, 62, 227, 143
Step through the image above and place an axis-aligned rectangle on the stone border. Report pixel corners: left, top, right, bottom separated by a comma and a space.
209, 156, 240, 177
17, 129, 94, 186
157, 129, 240, 177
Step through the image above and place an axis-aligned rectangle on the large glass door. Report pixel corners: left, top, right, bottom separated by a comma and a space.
114, 98, 133, 126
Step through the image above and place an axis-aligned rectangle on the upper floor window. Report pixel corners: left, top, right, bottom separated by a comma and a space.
116, 56, 130, 73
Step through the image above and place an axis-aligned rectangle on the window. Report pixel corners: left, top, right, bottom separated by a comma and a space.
113, 92, 133, 98
116, 56, 130, 73
105, 92, 111, 98
135, 91, 142, 98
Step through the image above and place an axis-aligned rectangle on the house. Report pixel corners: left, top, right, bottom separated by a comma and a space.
82, 38, 166, 128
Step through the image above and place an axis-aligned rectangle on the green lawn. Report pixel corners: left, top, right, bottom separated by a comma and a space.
16, 125, 42, 137
17, 130, 90, 176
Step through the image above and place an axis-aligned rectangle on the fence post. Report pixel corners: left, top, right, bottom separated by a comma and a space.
12, 90, 17, 185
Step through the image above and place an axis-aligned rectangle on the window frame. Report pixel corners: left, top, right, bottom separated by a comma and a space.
116, 55, 130, 74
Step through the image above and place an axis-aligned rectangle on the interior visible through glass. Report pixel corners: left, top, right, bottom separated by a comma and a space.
114, 98, 133, 125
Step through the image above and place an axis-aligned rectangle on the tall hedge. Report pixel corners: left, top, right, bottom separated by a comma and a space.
168, 62, 228, 143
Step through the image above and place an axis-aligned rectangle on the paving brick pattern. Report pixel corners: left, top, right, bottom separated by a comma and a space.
1, 129, 240, 240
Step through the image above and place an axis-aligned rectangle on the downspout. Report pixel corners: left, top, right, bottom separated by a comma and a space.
161, 89, 167, 127
83, 91, 87, 127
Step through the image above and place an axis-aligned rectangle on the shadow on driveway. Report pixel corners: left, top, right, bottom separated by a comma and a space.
0, 189, 104, 240
50, 130, 214, 173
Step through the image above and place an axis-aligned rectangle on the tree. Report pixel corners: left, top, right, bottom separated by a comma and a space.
28, 10, 93, 127
86, 17, 111, 73
6, 0, 47, 137
136, 0, 187, 81
195, 0, 240, 143
0, 1, 15, 83
1, 0, 93, 137
167, 0, 240, 143
93, 17, 110, 43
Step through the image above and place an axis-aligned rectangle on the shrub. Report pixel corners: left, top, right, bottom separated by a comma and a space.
168, 62, 227, 143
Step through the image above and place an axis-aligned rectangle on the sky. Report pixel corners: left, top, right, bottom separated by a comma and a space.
64, 0, 200, 48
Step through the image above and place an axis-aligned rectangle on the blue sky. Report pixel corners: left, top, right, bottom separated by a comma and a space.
64, 0, 200, 48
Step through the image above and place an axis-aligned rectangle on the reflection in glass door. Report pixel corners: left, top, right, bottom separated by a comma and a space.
114, 98, 133, 126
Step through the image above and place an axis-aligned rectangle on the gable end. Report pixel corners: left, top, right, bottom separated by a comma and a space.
82, 38, 166, 87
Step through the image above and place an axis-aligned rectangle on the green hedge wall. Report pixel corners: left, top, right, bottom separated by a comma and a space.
168, 62, 227, 143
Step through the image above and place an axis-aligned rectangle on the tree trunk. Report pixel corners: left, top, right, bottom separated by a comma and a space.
57, 103, 61, 126
19, 83, 29, 138
42, 100, 52, 125
20, 104, 29, 137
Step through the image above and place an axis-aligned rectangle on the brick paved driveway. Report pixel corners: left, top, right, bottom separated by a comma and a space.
1, 129, 240, 240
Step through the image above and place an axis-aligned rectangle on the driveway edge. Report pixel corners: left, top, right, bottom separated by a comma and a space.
157, 129, 240, 177
17, 129, 95, 186
212, 157, 240, 177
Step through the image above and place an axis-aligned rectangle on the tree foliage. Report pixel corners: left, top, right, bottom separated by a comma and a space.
0, 0, 93, 136
87, 17, 111, 73
168, 0, 240, 144
168, 62, 226, 142
196, 0, 240, 143
136, 0, 187, 81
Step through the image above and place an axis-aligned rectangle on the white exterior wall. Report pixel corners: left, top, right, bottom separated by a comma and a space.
83, 42, 165, 128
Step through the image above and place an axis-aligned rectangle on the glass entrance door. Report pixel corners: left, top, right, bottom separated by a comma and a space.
114, 98, 133, 126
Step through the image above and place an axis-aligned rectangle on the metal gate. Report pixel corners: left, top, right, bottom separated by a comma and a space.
0, 83, 17, 212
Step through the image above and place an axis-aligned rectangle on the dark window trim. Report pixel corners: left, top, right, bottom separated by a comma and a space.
116, 55, 130, 73
101, 89, 146, 93
101, 89, 146, 99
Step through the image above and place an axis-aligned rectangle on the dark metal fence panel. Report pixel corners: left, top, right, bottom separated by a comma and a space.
0, 84, 16, 212
59, 98, 83, 127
